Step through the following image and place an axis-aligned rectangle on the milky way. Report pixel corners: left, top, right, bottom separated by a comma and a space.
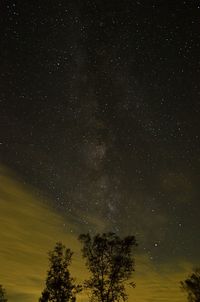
1, 0, 200, 283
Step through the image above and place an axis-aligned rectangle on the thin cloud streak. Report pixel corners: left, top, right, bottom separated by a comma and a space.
0, 166, 193, 302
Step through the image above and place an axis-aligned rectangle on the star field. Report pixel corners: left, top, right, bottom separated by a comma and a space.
1, 0, 200, 270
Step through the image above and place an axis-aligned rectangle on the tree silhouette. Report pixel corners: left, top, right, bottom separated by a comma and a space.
79, 232, 137, 302
181, 267, 200, 302
0, 285, 7, 302
39, 242, 81, 302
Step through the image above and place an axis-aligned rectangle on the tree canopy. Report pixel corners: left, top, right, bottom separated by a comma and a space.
181, 267, 200, 302
79, 232, 137, 302
0, 285, 7, 302
39, 242, 80, 302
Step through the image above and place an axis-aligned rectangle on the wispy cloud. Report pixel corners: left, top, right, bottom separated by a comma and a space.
131, 255, 192, 302
0, 166, 193, 302
0, 166, 80, 301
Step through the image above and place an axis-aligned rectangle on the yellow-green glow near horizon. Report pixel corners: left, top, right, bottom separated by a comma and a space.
0, 166, 191, 302
0, 166, 85, 301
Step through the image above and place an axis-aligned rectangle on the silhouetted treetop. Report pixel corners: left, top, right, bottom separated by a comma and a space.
79, 232, 137, 302
181, 267, 200, 302
39, 242, 81, 302
0, 285, 7, 302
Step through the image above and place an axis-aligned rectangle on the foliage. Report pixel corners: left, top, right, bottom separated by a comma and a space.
39, 242, 81, 302
79, 232, 137, 302
181, 267, 200, 302
0, 285, 7, 302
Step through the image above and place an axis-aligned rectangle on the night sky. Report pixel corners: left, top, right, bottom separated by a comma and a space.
1, 1, 200, 301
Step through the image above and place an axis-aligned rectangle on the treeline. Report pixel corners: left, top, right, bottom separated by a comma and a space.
0, 232, 200, 302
